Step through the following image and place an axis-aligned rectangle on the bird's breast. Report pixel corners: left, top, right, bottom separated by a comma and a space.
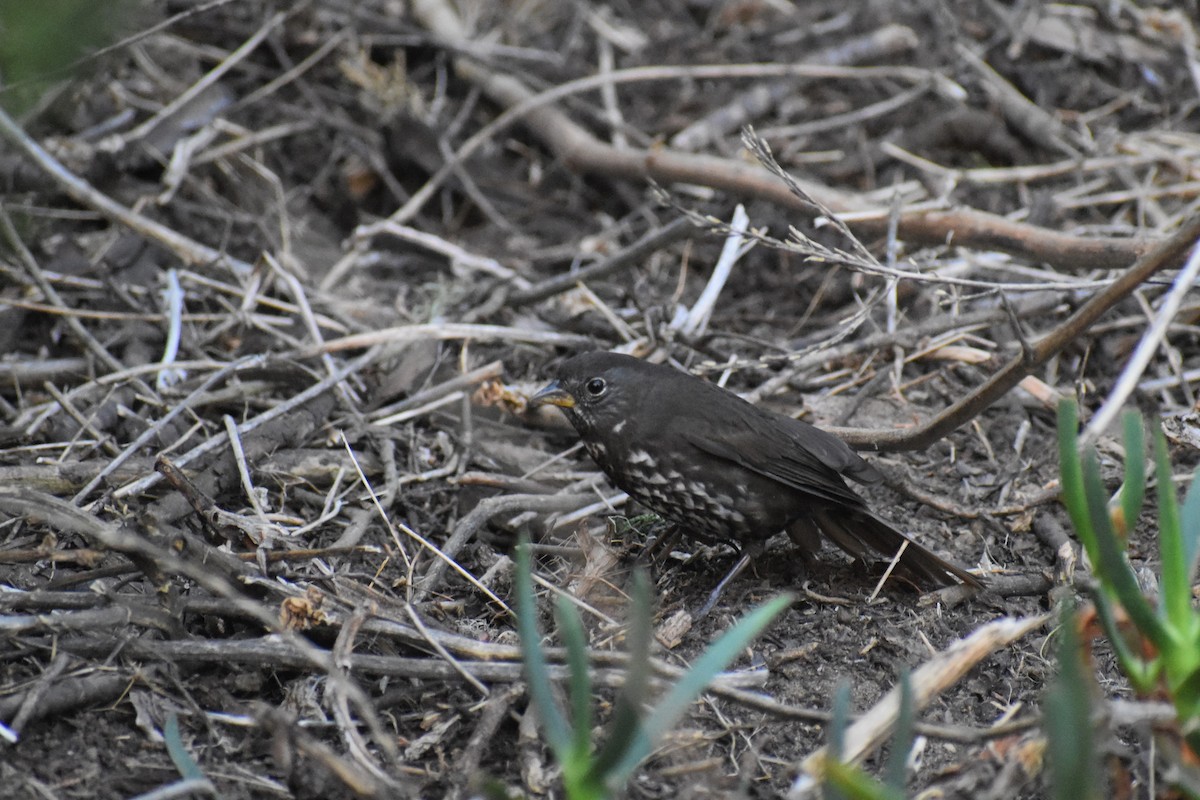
604, 446, 794, 539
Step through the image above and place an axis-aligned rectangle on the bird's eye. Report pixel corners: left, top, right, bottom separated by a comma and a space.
584, 377, 607, 397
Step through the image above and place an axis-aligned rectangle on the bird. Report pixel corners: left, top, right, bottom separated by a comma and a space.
529, 351, 981, 611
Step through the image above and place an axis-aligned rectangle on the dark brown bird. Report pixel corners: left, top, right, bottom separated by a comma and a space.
530, 352, 980, 609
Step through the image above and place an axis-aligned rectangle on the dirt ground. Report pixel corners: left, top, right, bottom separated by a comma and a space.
2, 0, 1199, 797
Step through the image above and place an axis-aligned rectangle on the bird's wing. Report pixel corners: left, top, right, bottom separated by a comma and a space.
678, 401, 870, 507
682, 430, 865, 506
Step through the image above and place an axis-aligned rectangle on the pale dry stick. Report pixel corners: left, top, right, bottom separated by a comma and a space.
72, 356, 263, 505
519, 440, 587, 480
191, 120, 316, 166
895, 150, 1184, 188
1140, 366, 1200, 394
548, 492, 630, 531
734, 298, 1063, 407
113, 348, 379, 499
0, 487, 405, 772
943, 251, 1098, 285
673, 24, 920, 151
291, 479, 350, 540
340, 436, 412, 574
0, 107, 253, 276
263, 253, 362, 408
404, 604, 490, 697
1059, 181, 1200, 211
884, 185, 904, 396
0, 301, 173, 322
956, 41, 1088, 157
835, 212, 1200, 451
222, 415, 269, 522
529, 573, 621, 630
329, 606, 399, 787
759, 81, 929, 140
360, 607, 1041, 740
1082, 238, 1200, 446
597, 36, 628, 150
367, 360, 502, 422
233, 27, 348, 112
510, 216, 693, 306
1051, 175, 1112, 207
310, 323, 592, 357
921, 344, 1061, 407
788, 613, 1051, 799
50, 634, 671, 688
354, 221, 530, 286
573, 282, 638, 342
0, 359, 89, 385
1122, 162, 1173, 229
677, 197, 1112, 293
678, 203, 751, 336
159, 125, 224, 205
120, 12, 286, 145
583, 4, 648, 52
452, 685, 523, 800
178, 269, 352, 333
340, 436, 509, 611
372, 393, 464, 427
6, 653, 71, 739
156, 269, 186, 392
411, 492, 591, 604
0, 209, 123, 373
40, 383, 121, 459
866, 540, 908, 605
408, 0, 1153, 271
45, 619, 879, 724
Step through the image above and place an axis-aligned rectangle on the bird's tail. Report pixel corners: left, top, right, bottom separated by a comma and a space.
795, 508, 982, 589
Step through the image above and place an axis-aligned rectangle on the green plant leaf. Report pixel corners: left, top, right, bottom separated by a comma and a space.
555, 594, 594, 766
515, 539, 572, 761
1118, 411, 1146, 539
604, 593, 792, 785
1045, 601, 1100, 800
1081, 450, 1168, 649
884, 671, 914, 793
820, 681, 907, 800
589, 569, 653, 782
1173, 666, 1200, 722
823, 759, 906, 800
163, 712, 206, 782
1156, 427, 1193, 638
1087, 588, 1158, 693
1180, 469, 1200, 584
1058, 401, 1099, 562
0, 0, 138, 114
825, 682, 852, 800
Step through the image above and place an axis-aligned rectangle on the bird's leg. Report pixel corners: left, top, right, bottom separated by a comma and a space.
640, 521, 683, 564
694, 539, 764, 618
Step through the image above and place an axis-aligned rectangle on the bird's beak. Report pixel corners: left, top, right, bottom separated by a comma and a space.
529, 381, 575, 409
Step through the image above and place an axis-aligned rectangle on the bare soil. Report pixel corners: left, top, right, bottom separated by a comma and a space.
2, 1, 1198, 798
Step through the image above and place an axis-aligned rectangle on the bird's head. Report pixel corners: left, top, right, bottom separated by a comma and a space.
528, 351, 645, 436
